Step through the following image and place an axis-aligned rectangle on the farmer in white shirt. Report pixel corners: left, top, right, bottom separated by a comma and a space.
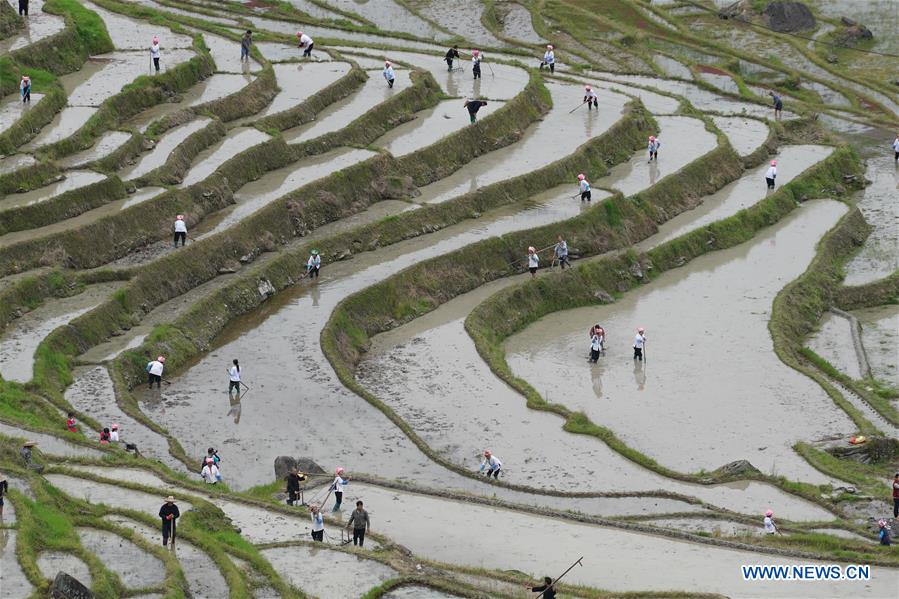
891, 134, 899, 162
765, 160, 777, 189
150, 36, 161, 73
201, 458, 221, 484
331, 467, 349, 511
146, 356, 165, 389
228, 359, 241, 396
540, 44, 555, 73
173, 214, 187, 247
306, 249, 321, 279
577, 173, 591, 202
584, 85, 598, 110
527, 246, 539, 277
383, 61, 395, 88
633, 328, 646, 362
110, 423, 119, 443
647, 136, 660, 162
480, 450, 503, 479
296, 31, 314, 57
310, 504, 325, 541
763, 509, 777, 534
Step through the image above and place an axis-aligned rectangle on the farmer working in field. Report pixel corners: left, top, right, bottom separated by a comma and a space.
445, 45, 460, 71
296, 31, 314, 57
464, 98, 488, 123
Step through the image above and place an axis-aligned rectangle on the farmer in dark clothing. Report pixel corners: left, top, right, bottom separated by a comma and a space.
0, 474, 8, 517
768, 90, 783, 120
159, 496, 180, 547
464, 99, 487, 124
892, 472, 899, 518
528, 576, 557, 598
19, 0, 28, 16
285, 468, 306, 506
241, 30, 252, 62
346, 500, 370, 547
445, 45, 460, 71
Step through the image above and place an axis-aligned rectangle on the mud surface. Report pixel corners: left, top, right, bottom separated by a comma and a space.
384, 585, 459, 599
262, 545, 396, 596
197, 147, 375, 238
65, 51, 196, 107
807, 312, 864, 380
416, 0, 508, 48
855, 304, 899, 388
257, 62, 351, 118
496, 2, 546, 44
36, 551, 92, 587
65, 366, 186, 471
646, 517, 764, 537
0, 153, 36, 175
342, 483, 899, 597
327, 0, 447, 40
0, 420, 104, 458
56, 130, 132, 169
0, 0, 64, 55
414, 81, 627, 204
375, 99, 503, 157
0, 282, 121, 382
83, 0, 192, 51
0, 92, 46, 136
507, 201, 854, 482
653, 55, 693, 79
245, 16, 444, 53
45, 474, 194, 513
120, 117, 212, 180
711, 116, 770, 157
643, 145, 835, 247
0, 169, 105, 210
285, 69, 411, 143
843, 152, 899, 285
179, 127, 270, 186
77, 527, 166, 587
183, 73, 254, 108
198, 30, 261, 73
0, 531, 32, 599
21, 106, 98, 149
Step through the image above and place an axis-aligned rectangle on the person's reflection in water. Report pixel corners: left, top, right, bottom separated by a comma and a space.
310, 281, 321, 307
633, 360, 646, 391
590, 359, 604, 399
227, 390, 242, 424
649, 160, 660, 186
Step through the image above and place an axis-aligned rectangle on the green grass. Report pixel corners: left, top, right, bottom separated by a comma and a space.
44, 0, 113, 54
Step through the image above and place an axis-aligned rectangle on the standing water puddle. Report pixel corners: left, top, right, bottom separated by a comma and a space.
0, 92, 46, 136
56, 130, 132, 169
0, 169, 105, 210
179, 127, 271, 187
21, 106, 98, 149
120, 117, 212, 180
262, 545, 397, 596
711, 116, 770, 157
505, 201, 854, 482
255, 62, 352, 119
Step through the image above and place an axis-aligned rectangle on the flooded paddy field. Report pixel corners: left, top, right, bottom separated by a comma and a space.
3, 1, 897, 597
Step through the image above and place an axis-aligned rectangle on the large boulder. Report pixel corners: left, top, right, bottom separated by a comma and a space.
273, 456, 325, 480
763, 2, 816, 32
50, 572, 94, 599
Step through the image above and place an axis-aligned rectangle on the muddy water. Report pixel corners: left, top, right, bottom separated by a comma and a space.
374, 99, 504, 157
711, 116, 769, 157
418, 1, 508, 47
198, 31, 261, 73
179, 127, 270, 187
65, 466, 174, 490
653, 55, 693, 80
0, 169, 105, 211
104, 514, 230, 598
341, 48, 530, 100
596, 116, 717, 196
843, 153, 899, 285
284, 0, 355, 22
263, 545, 396, 596
283, 71, 411, 143
645, 517, 763, 537
343, 483, 899, 597
56, 130, 132, 169
36, 552, 92, 587
506, 201, 854, 482
497, 2, 546, 44
0, 0, 64, 55
78, 528, 166, 587
196, 147, 375, 238
855, 304, 899, 388
21, 106, 98, 149
588, 78, 681, 115
65, 366, 186, 472
83, 0, 193, 51
413, 82, 627, 204
0, 421, 104, 458
140, 189, 610, 490
0, 92, 45, 136
244, 16, 445, 53
699, 71, 740, 95
120, 118, 211, 180
0, 531, 32, 599
359, 279, 834, 520
45, 474, 194, 513
384, 586, 459, 599
66, 51, 196, 107
184, 73, 253, 109
129, 0, 238, 26
0, 153, 36, 175
257, 62, 351, 118
807, 312, 864, 380
0, 282, 120, 382
327, 0, 448, 40
643, 145, 835, 247
0, 187, 164, 249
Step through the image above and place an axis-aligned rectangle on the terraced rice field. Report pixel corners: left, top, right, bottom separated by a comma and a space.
0, 1, 897, 598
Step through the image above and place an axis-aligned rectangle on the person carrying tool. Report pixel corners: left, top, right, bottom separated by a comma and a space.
583, 85, 598, 111
20, 75, 31, 103
647, 136, 660, 162
480, 450, 503, 479
471, 49, 482, 80
527, 246, 539, 278
763, 509, 777, 534
286, 468, 306, 506
554, 235, 570, 269
527, 576, 557, 599
383, 61, 396, 88
577, 173, 591, 202
202, 447, 221, 471
150, 36, 161, 73
228, 359, 242, 396
296, 31, 314, 57
310, 504, 325, 541
765, 160, 777, 190
346, 500, 371, 547
464, 99, 488, 123
633, 328, 646, 361
306, 249, 321, 279
540, 44, 555, 73
146, 356, 165, 389
173, 214, 187, 247
159, 496, 180, 547
331, 467, 349, 511
590, 329, 604, 363
445, 45, 460, 71
768, 90, 783, 120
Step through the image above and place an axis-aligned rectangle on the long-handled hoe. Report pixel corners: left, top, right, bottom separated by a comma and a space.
536, 556, 584, 598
